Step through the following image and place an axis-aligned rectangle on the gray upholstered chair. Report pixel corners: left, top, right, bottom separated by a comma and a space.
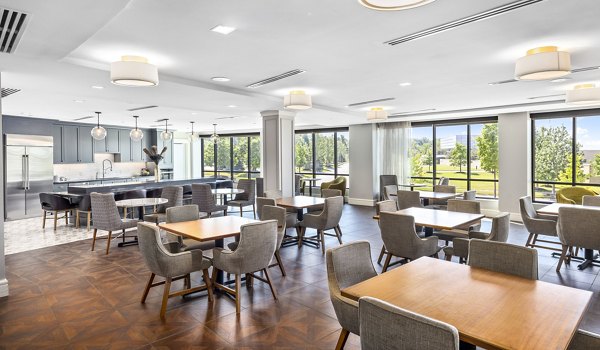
212, 220, 279, 313
90, 192, 138, 255
137, 223, 213, 319
262, 205, 287, 276
256, 197, 275, 220
519, 196, 560, 252
444, 212, 510, 263
582, 195, 600, 207
380, 175, 398, 201
322, 188, 342, 198
144, 186, 183, 224
326, 241, 377, 350
556, 206, 600, 272
427, 184, 456, 209
375, 200, 398, 265
379, 212, 441, 272
256, 177, 264, 198
568, 329, 600, 350
438, 177, 449, 186
396, 190, 421, 210
434, 199, 481, 244
468, 240, 538, 280
192, 183, 227, 217
359, 297, 460, 350
165, 205, 216, 253
298, 196, 344, 254
257, 196, 298, 239
228, 179, 256, 218
463, 190, 476, 200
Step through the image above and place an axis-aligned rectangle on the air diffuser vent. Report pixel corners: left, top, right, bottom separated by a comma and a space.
390, 109, 436, 117
347, 97, 395, 107
527, 94, 565, 100
127, 105, 158, 111
246, 69, 305, 88
216, 116, 239, 120
73, 115, 94, 121
385, 0, 544, 46
1, 87, 20, 97
0, 8, 28, 54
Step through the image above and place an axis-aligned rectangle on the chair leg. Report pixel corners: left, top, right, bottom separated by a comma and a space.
253, 204, 256, 219
445, 253, 453, 261
202, 269, 214, 303
211, 267, 219, 287
382, 253, 392, 273
274, 250, 286, 276
65, 210, 69, 226
246, 273, 254, 288
319, 230, 325, 255
525, 233, 534, 248
141, 273, 155, 303
53, 211, 58, 231
75, 210, 80, 229
184, 274, 191, 290
239, 205, 243, 217
377, 246, 386, 264
335, 328, 350, 350
42, 210, 47, 229
263, 268, 278, 300
334, 225, 343, 244
87, 212, 91, 231
91, 228, 98, 251
105, 231, 112, 255
235, 274, 241, 314
298, 227, 305, 248
556, 244, 569, 272
160, 277, 172, 319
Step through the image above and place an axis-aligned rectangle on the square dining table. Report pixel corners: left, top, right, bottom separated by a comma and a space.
276, 196, 326, 248
373, 207, 484, 236
342, 257, 592, 350
417, 190, 461, 206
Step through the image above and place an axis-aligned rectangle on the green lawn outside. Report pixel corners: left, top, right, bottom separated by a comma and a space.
412, 164, 498, 197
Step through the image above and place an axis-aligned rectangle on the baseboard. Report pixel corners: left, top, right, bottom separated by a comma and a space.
348, 198, 376, 207
0, 279, 8, 297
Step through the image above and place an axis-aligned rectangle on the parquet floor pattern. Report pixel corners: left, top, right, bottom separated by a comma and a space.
1, 204, 600, 349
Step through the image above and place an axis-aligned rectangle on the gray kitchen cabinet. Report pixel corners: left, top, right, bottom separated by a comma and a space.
52, 125, 63, 163
106, 128, 120, 153
62, 125, 79, 163
118, 129, 131, 162
93, 135, 106, 153
78, 126, 94, 163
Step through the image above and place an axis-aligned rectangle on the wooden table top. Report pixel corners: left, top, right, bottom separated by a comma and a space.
537, 202, 600, 215
301, 178, 322, 182
276, 196, 325, 209
418, 191, 460, 200
373, 207, 484, 230
398, 183, 427, 188
158, 216, 260, 242
341, 257, 592, 350
115, 198, 168, 207
211, 188, 244, 195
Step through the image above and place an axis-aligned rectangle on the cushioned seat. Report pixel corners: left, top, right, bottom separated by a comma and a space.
90, 192, 138, 255
556, 187, 598, 204
321, 177, 347, 197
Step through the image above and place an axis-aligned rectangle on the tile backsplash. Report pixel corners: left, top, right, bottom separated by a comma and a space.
53, 153, 149, 181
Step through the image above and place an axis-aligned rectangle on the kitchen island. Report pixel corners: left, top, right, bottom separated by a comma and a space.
67, 177, 233, 195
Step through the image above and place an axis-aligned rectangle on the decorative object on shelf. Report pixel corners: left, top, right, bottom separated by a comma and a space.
189, 121, 200, 143
515, 46, 571, 80
209, 123, 220, 144
143, 146, 167, 182
160, 119, 172, 141
140, 167, 150, 176
110, 55, 159, 86
283, 90, 312, 110
129, 115, 144, 141
566, 84, 600, 105
367, 107, 388, 121
358, 0, 436, 11
91, 111, 107, 140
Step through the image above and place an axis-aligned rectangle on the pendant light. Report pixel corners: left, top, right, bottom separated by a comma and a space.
110, 55, 159, 87
129, 115, 144, 141
91, 112, 107, 140
283, 90, 312, 110
566, 84, 600, 105
160, 119, 172, 141
515, 46, 571, 81
189, 121, 200, 142
367, 107, 388, 121
209, 123, 220, 144
359, 0, 436, 11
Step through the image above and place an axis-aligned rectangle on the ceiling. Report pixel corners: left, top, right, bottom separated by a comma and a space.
0, 0, 599, 133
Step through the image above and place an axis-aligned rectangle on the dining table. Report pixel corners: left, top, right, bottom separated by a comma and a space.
114, 197, 168, 247
211, 188, 244, 205
341, 257, 592, 350
397, 183, 427, 191
417, 190, 461, 206
276, 195, 325, 248
301, 178, 322, 196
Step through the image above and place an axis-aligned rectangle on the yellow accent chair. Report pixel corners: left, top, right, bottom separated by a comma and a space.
556, 187, 598, 205
321, 177, 347, 197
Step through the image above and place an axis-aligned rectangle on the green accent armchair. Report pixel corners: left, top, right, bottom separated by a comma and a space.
321, 177, 347, 197
556, 187, 598, 205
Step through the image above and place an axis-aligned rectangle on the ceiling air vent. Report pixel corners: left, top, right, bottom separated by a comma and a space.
346, 97, 395, 107
1, 87, 20, 97
72, 115, 94, 121
527, 94, 565, 100
246, 69, 305, 88
127, 105, 158, 111
389, 109, 436, 117
385, 0, 544, 46
0, 8, 29, 54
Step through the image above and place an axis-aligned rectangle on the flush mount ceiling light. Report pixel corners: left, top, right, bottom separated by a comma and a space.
358, 0, 436, 11
367, 107, 388, 121
111, 55, 159, 87
129, 115, 144, 141
515, 46, 571, 81
210, 123, 220, 144
283, 90, 312, 110
210, 25, 236, 35
566, 84, 600, 105
160, 119, 172, 141
211, 77, 230, 82
91, 112, 107, 140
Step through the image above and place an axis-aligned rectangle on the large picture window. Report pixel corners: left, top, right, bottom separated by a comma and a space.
410, 118, 498, 198
201, 134, 260, 180
532, 109, 600, 202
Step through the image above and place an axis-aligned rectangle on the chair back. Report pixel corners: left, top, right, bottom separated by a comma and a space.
433, 185, 455, 193
326, 241, 377, 334
115, 189, 147, 201
321, 196, 344, 229
582, 195, 600, 207
166, 205, 199, 223
322, 189, 342, 198
234, 179, 255, 203
396, 190, 421, 210
468, 240, 538, 280
384, 185, 398, 200
261, 205, 286, 248
157, 186, 183, 213
380, 175, 398, 200
137, 222, 176, 277
447, 199, 481, 231
90, 192, 123, 231
264, 190, 282, 199
229, 220, 278, 274
556, 186, 597, 205
39, 193, 72, 211
295, 174, 303, 195
379, 212, 421, 257
192, 183, 218, 213
488, 212, 510, 242
463, 190, 476, 200
256, 197, 276, 220
376, 200, 398, 215
145, 188, 162, 199
256, 177, 265, 198
359, 297, 459, 350
558, 207, 600, 251
438, 177, 449, 186
78, 195, 91, 211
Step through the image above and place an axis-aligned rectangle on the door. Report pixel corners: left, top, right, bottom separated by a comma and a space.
26, 146, 54, 217
5, 146, 26, 220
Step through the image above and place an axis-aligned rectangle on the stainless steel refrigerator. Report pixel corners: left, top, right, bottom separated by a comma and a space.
5, 134, 54, 221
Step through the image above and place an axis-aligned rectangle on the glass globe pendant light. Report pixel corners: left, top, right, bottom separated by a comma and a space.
129, 115, 144, 141
189, 121, 200, 143
91, 112, 107, 140
160, 118, 172, 141
209, 123, 219, 144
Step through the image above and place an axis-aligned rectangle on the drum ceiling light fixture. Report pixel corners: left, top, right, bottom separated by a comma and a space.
515, 46, 571, 81
283, 90, 312, 110
358, 0, 436, 11
367, 107, 388, 121
566, 84, 600, 105
111, 55, 159, 86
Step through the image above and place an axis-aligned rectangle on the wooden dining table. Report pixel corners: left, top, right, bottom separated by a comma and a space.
276, 196, 325, 248
373, 207, 484, 236
341, 257, 592, 350
417, 190, 461, 206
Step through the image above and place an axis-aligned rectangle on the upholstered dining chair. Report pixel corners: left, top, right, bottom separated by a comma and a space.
568, 329, 600, 349
556, 206, 600, 272
144, 186, 183, 224
212, 220, 279, 313
298, 196, 344, 254
463, 190, 476, 200
375, 200, 398, 265
359, 297, 460, 350
321, 177, 347, 197
326, 241, 377, 350
256, 177, 265, 198
519, 196, 560, 252
165, 205, 215, 253
468, 240, 538, 280
444, 212, 510, 263
75, 194, 92, 231
228, 179, 256, 218
90, 192, 138, 255
434, 199, 481, 244
379, 212, 441, 272
137, 222, 213, 319
396, 190, 421, 210
192, 183, 227, 217
307, 188, 342, 215
295, 174, 303, 195
40, 193, 78, 230
379, 175, 398, 201
582, 195, 600, 207
257, 197, 298, 237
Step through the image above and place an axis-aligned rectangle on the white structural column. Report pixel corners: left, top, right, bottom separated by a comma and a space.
348, 124, 377, 206
0, 72, 8, 297
260, 110, 296, 197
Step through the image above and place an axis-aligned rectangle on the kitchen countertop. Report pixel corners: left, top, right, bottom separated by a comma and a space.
53, 176, 154, 184
67, 177, 233, 195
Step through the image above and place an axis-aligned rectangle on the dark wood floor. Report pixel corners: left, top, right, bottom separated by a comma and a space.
1, 204, 600, 349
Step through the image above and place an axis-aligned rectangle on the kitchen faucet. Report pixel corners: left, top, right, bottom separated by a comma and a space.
102, 159, 113, 179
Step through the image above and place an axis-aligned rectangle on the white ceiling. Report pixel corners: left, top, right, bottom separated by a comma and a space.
0, 0, 599, 133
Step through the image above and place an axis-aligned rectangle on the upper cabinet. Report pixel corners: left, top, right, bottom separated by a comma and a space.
106, 128, 120, 153
52, 124, 95, 164
154, 130, 174, 168
78, 126, 94, 163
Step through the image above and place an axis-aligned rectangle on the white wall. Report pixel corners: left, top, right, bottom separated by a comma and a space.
348, 124, 377, 206
0, 73, 8, 297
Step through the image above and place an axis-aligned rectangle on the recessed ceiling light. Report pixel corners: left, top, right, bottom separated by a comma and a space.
227, 105, 237, 108
210, 25, 236, 35
211, 77, 230, 82
73, 99, 85, 103
91, 85, 104, 89
399, 82, 412, 87
191, 112, 198, 115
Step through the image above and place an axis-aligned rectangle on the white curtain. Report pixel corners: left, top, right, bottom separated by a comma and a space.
377, 121, 411, 184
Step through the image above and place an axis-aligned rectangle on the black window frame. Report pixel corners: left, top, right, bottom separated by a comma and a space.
200, 133, 260, 180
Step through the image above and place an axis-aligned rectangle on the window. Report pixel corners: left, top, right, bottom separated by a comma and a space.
410, 118, 498, 198
201, 134, 260, 180
532, 110, 600, 202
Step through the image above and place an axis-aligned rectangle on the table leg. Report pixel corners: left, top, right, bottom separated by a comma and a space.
223, 194, 228, 205
578, 248, 600, 270
309, 184, 313, 196
215, 238, 224, 284
424, 227, 434, 237
459, 341, 475, 350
